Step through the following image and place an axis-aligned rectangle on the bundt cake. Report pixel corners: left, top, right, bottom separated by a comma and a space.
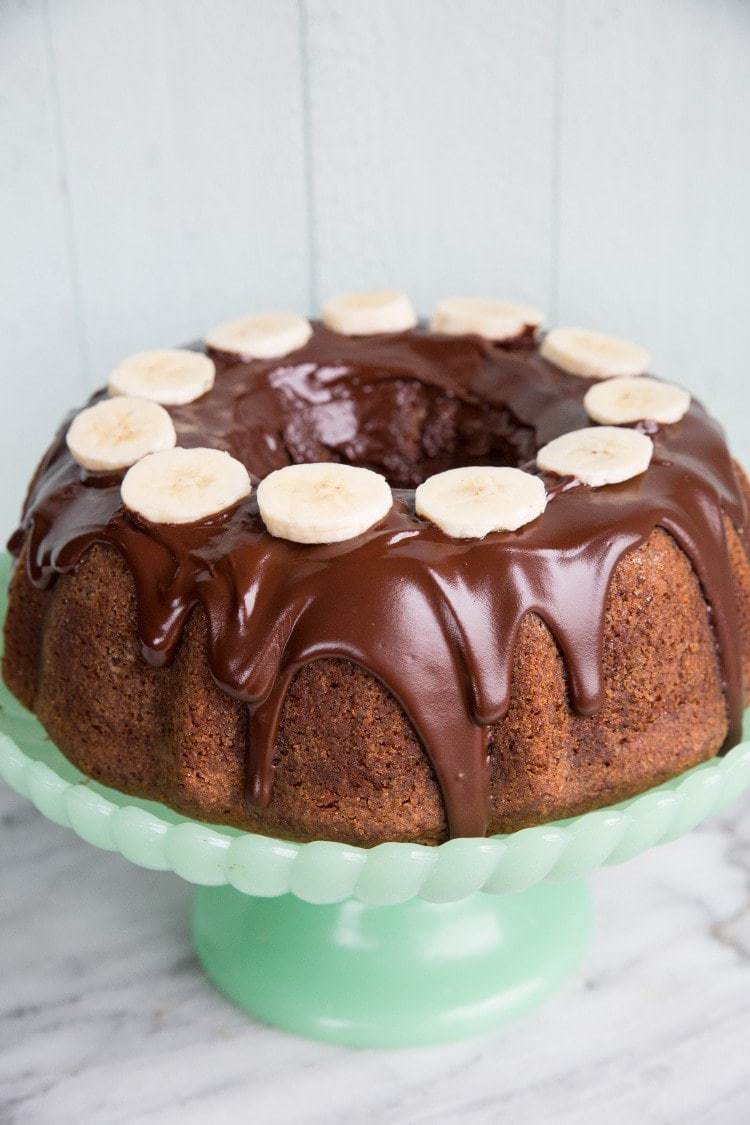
4, 292, 750, 846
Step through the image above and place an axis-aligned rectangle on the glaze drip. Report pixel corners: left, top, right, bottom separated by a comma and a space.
10, 326, 747, 837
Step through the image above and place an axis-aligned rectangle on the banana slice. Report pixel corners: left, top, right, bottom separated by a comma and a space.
205, 313, 313, 359
537, 426, 653, 486
321, 291, 417, 335
430, 298, 543, 341
257, 463, 392, 543
121, 447, 251, 524
66, 396, 176, 471
415, 466, 546, 539
584, 375, 691, 425
541, 328, 650, 379
108, 349, 215, 405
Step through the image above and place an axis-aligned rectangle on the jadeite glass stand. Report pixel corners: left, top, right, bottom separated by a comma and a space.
2, 559, 750, 1047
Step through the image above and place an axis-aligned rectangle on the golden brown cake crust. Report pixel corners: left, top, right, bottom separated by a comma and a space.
4, 520, 746, 846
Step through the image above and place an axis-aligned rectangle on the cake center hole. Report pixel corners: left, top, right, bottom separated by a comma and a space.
282, 383, 535, 490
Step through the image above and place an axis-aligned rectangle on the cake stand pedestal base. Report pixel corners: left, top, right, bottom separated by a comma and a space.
193, 880, 592, 1047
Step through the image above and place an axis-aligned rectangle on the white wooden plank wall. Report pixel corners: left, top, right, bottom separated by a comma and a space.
303, 0, 559, 314
2, 0, 749, 535
557, 0, 750, 456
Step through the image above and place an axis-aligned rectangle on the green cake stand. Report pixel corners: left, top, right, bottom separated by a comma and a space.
2, 559, 750, 1047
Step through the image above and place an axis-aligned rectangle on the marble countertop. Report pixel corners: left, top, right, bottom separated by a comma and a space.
2, 778, 750, 1125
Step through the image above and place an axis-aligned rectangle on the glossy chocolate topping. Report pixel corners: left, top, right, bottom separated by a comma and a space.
10, 325, 748, 837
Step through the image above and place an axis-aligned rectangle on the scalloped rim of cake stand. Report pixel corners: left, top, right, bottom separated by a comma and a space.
2, 679, 749, 906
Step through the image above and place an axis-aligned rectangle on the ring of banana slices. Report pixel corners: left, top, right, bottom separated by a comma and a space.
63, 293, 692, 538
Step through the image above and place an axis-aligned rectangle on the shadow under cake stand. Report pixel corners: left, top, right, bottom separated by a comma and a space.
2, 562, 749, 1047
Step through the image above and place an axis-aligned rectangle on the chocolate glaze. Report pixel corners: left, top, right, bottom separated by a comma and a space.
10, 325, 748, 837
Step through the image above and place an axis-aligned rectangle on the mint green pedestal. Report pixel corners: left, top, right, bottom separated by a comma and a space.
193, 881, 591, 1047
2, 555, 750, 1047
